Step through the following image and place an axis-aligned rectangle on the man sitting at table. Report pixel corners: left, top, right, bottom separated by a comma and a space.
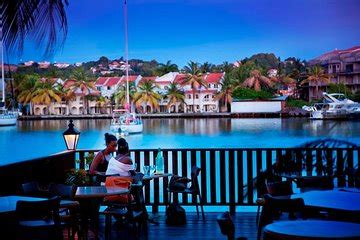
106, 138, 135, 177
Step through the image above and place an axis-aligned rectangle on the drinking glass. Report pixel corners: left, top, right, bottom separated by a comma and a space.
150, 165, 156, 176
143, 165, 150, 176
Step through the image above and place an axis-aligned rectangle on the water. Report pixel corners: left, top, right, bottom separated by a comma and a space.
0, 118, 359, 166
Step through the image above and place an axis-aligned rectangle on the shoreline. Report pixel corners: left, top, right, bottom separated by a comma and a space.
18, 112, 309, 120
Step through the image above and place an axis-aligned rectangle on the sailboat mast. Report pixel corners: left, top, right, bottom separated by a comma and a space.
124, 0, 130, 107
0, 5, 5, 104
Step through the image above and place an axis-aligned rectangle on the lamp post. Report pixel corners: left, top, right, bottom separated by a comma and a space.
63, 120, 80, 150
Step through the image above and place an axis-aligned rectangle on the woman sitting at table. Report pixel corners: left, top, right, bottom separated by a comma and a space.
106, 138, 134, 177
89, 133, 117, 175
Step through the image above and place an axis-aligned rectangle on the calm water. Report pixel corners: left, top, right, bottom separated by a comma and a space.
0, 118, 359, 166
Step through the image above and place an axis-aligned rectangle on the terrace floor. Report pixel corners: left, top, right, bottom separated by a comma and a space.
66, 212, 258, 240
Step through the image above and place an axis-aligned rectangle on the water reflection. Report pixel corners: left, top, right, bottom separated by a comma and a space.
1, 118, 359, 166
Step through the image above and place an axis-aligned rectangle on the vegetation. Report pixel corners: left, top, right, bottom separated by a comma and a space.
182, 61, 208, 112
133, 80, 161, 113
327, 83, 352, 97
4, 0, 68, 56
286, 98, 309, 108
243, 69, 273, 91
301, 66, 331, 100
232, 88, 273, 100
165, 83, 185, 112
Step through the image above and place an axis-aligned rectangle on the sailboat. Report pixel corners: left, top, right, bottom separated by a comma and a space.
0, 15, 17, 126
110, 0, 143, 134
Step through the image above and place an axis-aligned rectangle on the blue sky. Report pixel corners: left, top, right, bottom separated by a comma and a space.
8, 0, 360, 67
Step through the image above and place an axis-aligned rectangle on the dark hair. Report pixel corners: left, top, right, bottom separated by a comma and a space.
104, 133, 117, 145
117, 138, 129, 155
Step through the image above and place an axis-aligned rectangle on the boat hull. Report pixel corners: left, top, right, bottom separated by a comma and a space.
0, 116, 17, 126
110, 123, 143, 134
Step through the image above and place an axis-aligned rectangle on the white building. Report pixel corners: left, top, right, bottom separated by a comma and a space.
54, 63, 70, 69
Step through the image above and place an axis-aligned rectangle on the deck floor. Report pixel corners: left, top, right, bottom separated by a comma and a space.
66, 212, 258, 240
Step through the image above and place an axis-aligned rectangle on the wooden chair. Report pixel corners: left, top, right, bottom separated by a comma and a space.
266, 180, 293, 197
167, 166, 205, 220
257, 194, 305, 240
16, 196, 63, 240
217, 212, 247, 240
101, 173, 147, 240
294, 176, 334, 192
21, 181, 48, 197
48, 183, 79, 239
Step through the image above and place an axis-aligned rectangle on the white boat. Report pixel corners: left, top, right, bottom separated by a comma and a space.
109, 1, 143, 134
302, 92, 360, 119
110, 109, 143, 134
0, 109, 18, 126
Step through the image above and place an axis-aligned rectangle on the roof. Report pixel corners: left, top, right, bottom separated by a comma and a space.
309, 46, 360, 65
104, 77, 122, 87
120, 75, 139, 84
138, 76, 157, 84
96, 77, 109, 85
173, 74, 187, 84
204, 73, 224, 83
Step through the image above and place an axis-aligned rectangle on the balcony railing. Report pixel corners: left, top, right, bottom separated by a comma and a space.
75, 147, 359, 212
0, 147, 358, 213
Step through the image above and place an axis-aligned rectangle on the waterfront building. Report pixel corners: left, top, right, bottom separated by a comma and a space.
32, 78, 101, 115
54, 62, 70, 68
307, 46, 360, 99
181, 72, 224, 113
95, 75, 142, 99
38, 61, 51, 69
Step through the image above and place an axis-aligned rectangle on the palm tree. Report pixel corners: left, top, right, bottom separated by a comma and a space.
70, 68, 97, 114
95, 96, 110, 114
155, 60, 178, 76
243, 69, 273, 91
133, 80, 161, 113
301, 66, 331, 100
220, 61, 234, 74
113, 82, 136, 108
3, 0, 68, 56
200, 62, 214, 73
17, 74, 39, 115
182, 61, 208, 112
165, 83, 185, 113
56, 84, 75, 115
31, 79, 62, 114
214, 74, 234, 112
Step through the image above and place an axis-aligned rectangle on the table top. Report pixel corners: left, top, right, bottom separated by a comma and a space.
75, 186, 129, 199
264, 220, 360, 239
143, 173, 172, 181
291, 189, 360, 212
0, 196, 78, 214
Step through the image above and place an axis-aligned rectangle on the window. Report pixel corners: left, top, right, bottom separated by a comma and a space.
164, 86, 169, 90
195, 94, 199, 99
346, 64, 354, 73
107, 86, 111, 90
97, 87, 101, 91
208, 84, 211, 88
188, 95, 192, 99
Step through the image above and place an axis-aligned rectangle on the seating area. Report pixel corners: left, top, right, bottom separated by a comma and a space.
0, 143, 360, 239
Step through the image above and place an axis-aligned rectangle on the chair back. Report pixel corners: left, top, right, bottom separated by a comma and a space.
190, 166, 201, 192
295, 176, 334, 192
48, 183, 77, 200
16, 196, 61, 224
266, 180, 293, 196
22, 182, 41, 196
263, 194, 304, 213
217, 212, 235, 240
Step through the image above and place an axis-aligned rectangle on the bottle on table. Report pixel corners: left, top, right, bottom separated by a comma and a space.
155, 148, 164, 174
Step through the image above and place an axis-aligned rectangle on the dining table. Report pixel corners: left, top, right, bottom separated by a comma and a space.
263, 220, 360, 239
0, 195, 79, 214
74, 186, 129, 239
290, 188, 360, 213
